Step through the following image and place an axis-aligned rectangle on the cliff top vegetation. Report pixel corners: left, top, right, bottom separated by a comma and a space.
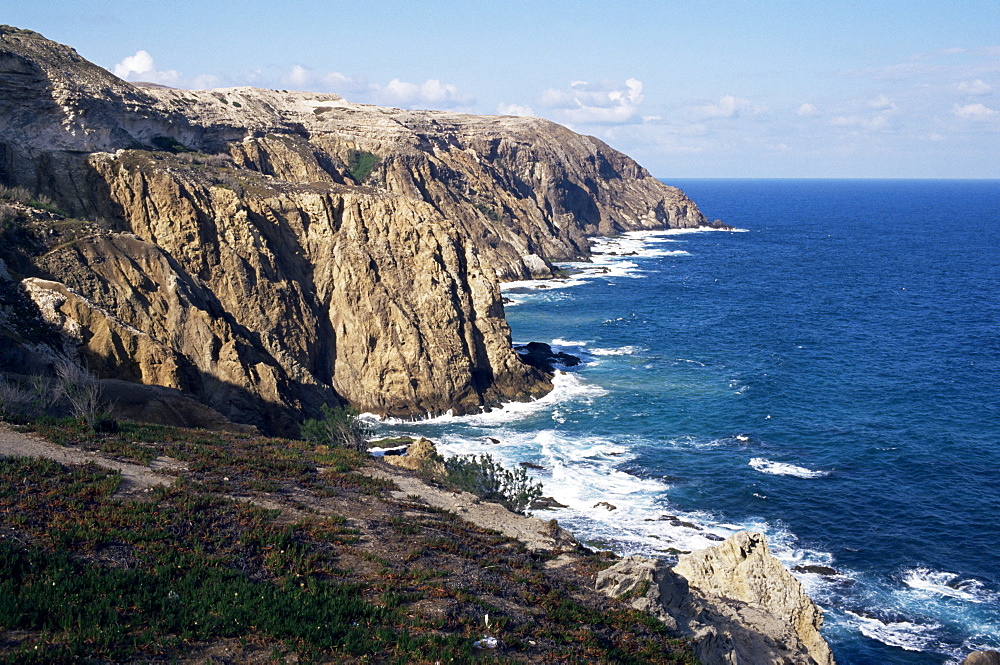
0, 415, 697, 663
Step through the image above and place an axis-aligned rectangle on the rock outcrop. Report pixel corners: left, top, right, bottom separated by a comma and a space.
597, 532, 835, 665
380, 437, 446, 477
964, 652, 1000, 665
0, 25, 712, 433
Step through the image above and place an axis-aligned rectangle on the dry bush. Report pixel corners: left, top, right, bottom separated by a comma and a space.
55, 360, 110, 430
0, 375, 35, 422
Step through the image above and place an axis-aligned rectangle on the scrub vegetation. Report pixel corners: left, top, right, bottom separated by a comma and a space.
0, 415, 697, 663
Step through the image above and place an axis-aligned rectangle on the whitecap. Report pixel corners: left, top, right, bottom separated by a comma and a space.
903, 568, 992, 603
501, 276, 589, 292
750, 457, 828, 478
652, 226, 749, 235
551, 338, 589, 348
371, 371, 608, 427
590, 345, 645, 356
845, 611, 941, 652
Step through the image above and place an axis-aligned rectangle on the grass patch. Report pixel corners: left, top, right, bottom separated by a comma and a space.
0, 457, 428, 662
0, 420, 697, 663
347, 150, 380, 183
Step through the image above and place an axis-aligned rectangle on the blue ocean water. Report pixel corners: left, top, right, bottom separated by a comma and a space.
375, 179, 1000, 663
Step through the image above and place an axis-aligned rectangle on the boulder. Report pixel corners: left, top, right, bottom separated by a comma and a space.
382, 437, 446, 478
597, 531, 835, 665
964, 652, 1000, 665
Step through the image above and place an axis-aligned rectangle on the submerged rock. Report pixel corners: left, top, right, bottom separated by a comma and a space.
514, 342, 582, 373
529, 496, 568, 510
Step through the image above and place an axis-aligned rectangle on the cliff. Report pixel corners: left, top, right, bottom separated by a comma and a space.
0, 25, 711, 433
597, 532, 836, 664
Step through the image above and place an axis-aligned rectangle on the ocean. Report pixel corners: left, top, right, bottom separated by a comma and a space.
371, 179, 1000, 663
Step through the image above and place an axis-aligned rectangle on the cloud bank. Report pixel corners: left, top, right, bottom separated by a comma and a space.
539, 78, 645, 124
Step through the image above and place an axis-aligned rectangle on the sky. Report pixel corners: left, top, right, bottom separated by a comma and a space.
4, 1, 998, 178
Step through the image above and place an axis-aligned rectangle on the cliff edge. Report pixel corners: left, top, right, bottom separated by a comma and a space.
0, 25, 712, 432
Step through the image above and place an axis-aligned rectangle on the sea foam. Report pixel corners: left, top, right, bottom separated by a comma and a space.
845, 611, 941, 652
749, 457, 828, 478
903, 568, 995, 604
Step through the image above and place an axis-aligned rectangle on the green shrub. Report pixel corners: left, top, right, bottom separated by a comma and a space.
301, 404, 373, 451
347, 150, 380, 183
150, 135, 194, 154
474, 201, 501, 222
444, 453, 543, 514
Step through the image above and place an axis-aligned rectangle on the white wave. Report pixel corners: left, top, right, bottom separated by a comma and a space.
502, 226, 744, 297
501, 276, 589, 292
367, 444, 409, 457
903, 568, 993, 604
648, 226, 749, 235
749, 457, 828, 478
845, 611, 941, 652
551, 338, 589, 348
590, 345, 645, 356
371, 371, 607, 427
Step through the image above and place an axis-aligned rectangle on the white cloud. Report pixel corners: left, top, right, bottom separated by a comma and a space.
797, 103, 820, 117
190, 74, 221, 90
867, 94, 896, 110
953, 103, 998, 120
374, 78, 473, 108
691, 95, 765, 119
538, 78, 645, 124
957, 79, 991, 94
497, 103, 535, 116
273, 67, 468, 108
830, 114, 892, 130
321, 71, 369, 93
283, 64, 315, 89
112, 50, 183, 87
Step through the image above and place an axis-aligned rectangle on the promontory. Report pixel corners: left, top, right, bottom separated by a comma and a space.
0, 25, 712, 433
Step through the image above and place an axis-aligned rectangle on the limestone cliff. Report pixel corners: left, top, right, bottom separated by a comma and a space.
597, 532, 836, 665
0, 26, 713, 432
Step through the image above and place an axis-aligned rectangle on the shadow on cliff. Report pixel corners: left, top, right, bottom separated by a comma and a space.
13, 154, 347, 436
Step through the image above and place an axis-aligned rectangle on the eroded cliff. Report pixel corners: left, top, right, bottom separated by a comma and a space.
0, 26, 712, 432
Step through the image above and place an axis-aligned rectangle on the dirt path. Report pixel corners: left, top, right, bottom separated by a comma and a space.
0, 422, 176, 491
365, 467, 580, 555
0, 421, 580, 557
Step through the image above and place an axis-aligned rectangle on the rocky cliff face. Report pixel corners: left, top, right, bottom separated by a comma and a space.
597, 532, 836, 665
0, 26, 712, 432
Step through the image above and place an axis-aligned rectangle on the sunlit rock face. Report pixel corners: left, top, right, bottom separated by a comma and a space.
0, 25, 710, 433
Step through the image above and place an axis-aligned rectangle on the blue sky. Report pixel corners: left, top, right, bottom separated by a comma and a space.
5, 1, 998, 178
